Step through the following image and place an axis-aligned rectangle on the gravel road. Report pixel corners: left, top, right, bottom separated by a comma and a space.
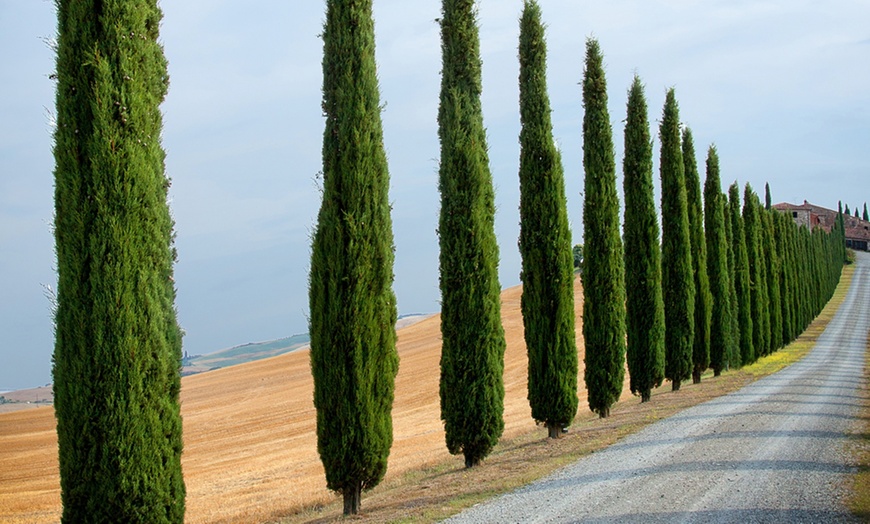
446, 252, 869, 524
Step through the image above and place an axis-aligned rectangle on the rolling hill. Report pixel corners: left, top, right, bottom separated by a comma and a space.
0, 277, 620, 524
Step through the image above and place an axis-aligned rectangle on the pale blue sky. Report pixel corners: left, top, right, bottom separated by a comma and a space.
1, 0, 867, 390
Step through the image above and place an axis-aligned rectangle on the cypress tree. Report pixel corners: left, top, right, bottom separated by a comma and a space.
51, 2, 185, 521
844, 203, 851, 216
764, 182, 772, 210
763, 209, 783, 351
774, 211, 794, 345
722, 191, 741, 369
838, 202, 847, 263
438, 0, 506, 467
622, 75, 665, 403
743, 185, 769, 360
517, 0, 578, 438
864, 203, 868, 222
309, 0, 399, 514
581, 39, 625, 417
682, 128, 711, 384
659, 89, 694, 391
703, 147, 732, 376
728, 182, 753, 366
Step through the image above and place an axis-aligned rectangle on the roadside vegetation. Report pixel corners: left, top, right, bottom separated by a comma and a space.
41, 0, 858, 520
278, 264, 857, 524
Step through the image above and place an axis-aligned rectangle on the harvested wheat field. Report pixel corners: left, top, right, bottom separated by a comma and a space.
0, 276, 633, 523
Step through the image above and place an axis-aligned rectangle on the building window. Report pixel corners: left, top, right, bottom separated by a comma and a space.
792, 211, 798, 218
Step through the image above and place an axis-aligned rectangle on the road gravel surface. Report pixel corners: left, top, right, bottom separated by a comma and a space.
446, 252, 869, 523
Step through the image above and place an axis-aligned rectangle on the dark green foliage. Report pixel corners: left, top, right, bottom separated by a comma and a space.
844, 203, 851, 216
309, 0, 399, 514
622, 75, 665, 402
438, 0, 506, 466
774, 212, 794, 345
722, 191, 741, 369
764, 182, 772, 210
517, 0, 578, 437
728, 183, 753, 366
581, 39, 625, 417
743, 185, 770, 359
839, 202, 848, 264
863, 203, 868, 222
703, 147, 732, 376
51, 1, 185, 521
659, 89, 694, 391
682, 128, 711, 384
856, 208, 860, 218
763, 210, 783, 351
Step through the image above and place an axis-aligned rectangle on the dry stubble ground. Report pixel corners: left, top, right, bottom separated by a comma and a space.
0, 269, 866, 523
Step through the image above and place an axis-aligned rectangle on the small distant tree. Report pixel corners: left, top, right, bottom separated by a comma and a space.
682, 127, 711, 384
309, 0, 399, 514
581, 39, 625, 417
573, 244, 584, 271
622, 75, 665, 402
863, 203, 868, 222
659, 89, 694, 391
764, 182, 772, 210
845, 203, 851, 216
517, 0, 578, 439
856, 208, 860, 218
703, 147, 732, 376
437, 0, 506, 468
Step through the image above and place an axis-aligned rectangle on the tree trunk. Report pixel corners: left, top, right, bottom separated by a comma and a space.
641, 391, 651, 403
547, 422, 562, 439
343, 483, 361, 516
672, 379, 681, 392
599, 407, 610, 419
464, 453, 480, 469
692, 369, 702, 384
713, 368, 722, 377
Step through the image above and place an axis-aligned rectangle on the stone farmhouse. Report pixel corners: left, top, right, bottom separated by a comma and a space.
773, 200, 870, 252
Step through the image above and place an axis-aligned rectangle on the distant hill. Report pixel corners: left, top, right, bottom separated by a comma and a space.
179, 314, 433, 376
181, 334, 310, 376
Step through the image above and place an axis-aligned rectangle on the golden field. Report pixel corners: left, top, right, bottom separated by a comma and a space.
0, 276, 633, 523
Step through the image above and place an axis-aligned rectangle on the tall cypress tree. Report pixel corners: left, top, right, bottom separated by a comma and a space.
622, 75, 665, 403
682, 128, 711, 384
309, 0, 399, 515
722, 191, 741, 369
659, 89, 694, 391
774, 211, 794, 345
763, 209, 783, 351
743, 185, 769, 360
52, 2, 185, 521
729, 182, 753, 365
863, 203, 868, 222
438, 0, 506, 467
517, 0, 578, 438
764, 182, 772, 210
581, 39, 625, 417
703, 147, 732, 376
